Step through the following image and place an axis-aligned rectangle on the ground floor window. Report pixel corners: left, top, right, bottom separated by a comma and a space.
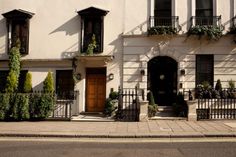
196, 55, 214, 87
0, 70, 28, 92
56, 70, 74, 99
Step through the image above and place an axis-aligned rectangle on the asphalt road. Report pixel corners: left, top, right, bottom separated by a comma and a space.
0, 138, 236, 157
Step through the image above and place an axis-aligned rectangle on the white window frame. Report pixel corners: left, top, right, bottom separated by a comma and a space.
191, 0, 217, 17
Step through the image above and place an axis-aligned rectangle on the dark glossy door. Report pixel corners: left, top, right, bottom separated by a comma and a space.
148, 56, 177, 106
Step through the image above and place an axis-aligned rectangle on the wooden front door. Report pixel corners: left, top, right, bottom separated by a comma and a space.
86, 68, 106, 112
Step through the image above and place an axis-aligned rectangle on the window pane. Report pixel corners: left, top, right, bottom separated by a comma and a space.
56, 70, 74, 99
196, 0, 213, 17
83, 18, 102, 52
155, 0, 171, 17
11, 20, 29, 54
0, 71, 9, 92
196, 55, 214, 87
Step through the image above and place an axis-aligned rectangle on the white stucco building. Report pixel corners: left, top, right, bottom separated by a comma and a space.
1, 0, 236, 115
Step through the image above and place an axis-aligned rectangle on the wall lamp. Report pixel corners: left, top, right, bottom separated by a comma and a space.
75, 73, 82, 80
140, 69, 145, 76
108, 73, 114, 80
180, 69, 185, 76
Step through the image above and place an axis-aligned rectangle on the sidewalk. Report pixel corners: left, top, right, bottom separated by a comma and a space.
0, 120, 236, 138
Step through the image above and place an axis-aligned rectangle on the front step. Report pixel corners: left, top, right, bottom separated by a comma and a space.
150, 106, 187, 120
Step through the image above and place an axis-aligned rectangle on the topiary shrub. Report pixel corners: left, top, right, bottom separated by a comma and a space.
0, 93, 10, 120
147, 91, 158, 117
23, 72, 32, 93
5, 39, 21, 93
148, 104, 158, 117
5, 71, 18, 93
228, 79, 235, 90
104, 91, 119, 116
215, 79, 222, 91
16, 94, 30, 120
43, 71, 54, 93
29, 93, 54, 120
172, 92, 188, 117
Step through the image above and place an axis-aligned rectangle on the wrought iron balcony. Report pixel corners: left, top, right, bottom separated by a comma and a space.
190, 16, 221, 26
148, 16, 180, 35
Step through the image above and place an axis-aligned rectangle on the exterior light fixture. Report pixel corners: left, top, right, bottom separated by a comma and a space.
75, 73, 81, 80
108, 73, 114, 80
180, 69, 185, 76
140, 69, 145, 76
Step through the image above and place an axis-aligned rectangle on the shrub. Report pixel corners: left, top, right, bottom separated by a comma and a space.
29, 93, 54, 120
104, 91, 119, 116
148, 104, 158, 117
148, 26, 178, 35
16, 94, 30, 120
109, 91, 119, 100
86, 34, 97, 55
188, 25, 223, 40
172, 92, 188, 117
5, 40, 21, 92
147, 91, 155, 106
23, 72, 32, 93
43, 71, 54, 93
228, 79, 235, 90
215, 79, 222, 91
0, 93, 10, 120
5, 71, 18, 93
147, 91, 158, 117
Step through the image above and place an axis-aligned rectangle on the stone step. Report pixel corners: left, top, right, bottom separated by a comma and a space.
157, 106, 173, 112
71, 114, 115, 122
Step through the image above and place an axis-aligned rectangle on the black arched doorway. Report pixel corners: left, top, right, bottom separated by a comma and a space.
148, 56, 177, 106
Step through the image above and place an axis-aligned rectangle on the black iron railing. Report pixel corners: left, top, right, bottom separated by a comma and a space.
51, 91, 78, 119
149, 16, 180, 29
117, 87, 140, 121
190, 16, 221, 26
197, 99, 236, 120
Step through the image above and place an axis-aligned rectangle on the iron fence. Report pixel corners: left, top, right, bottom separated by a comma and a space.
117, 87, 140, 121
197, 99, 236, 120
50, 91, 77, 119
149, 16, 180, 29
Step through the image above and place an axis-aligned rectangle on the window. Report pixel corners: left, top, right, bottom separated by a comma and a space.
78, 7, 109, 53
2, 9, 34, 54
56, 70, 74, 99
196, 55, 214, 87
196, 0, 213, 25
0, 70, 28, 92
154, 0, 172, 26
0, 71, 9, 92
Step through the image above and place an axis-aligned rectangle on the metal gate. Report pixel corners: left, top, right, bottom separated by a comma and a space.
117, 87, 140, 121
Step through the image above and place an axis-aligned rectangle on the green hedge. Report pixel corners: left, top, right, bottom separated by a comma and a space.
0, 93, 54, 121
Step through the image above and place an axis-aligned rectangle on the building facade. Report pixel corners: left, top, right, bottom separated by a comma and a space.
0, 0, 236, 115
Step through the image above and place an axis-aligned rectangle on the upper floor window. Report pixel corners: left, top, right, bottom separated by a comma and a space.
154, 0, 172, 26
78, 7, 109, 53
2, 9, 34, 55
195, 0, 214, 25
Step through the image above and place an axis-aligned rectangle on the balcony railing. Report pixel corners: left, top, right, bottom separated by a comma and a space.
148, 16, 180, 35
149, 16, 180, 28
190, 16, 221, 26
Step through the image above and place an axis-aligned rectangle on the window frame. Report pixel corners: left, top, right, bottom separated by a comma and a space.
2, 9, 34, 55
196, 54, 214, 87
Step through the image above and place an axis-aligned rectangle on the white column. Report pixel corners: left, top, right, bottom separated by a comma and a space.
213, 0, 217, 16
172, 0, 176, 17
150, 0, 155, 17
191, 0, 195, 17
234, 0, 236, 16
